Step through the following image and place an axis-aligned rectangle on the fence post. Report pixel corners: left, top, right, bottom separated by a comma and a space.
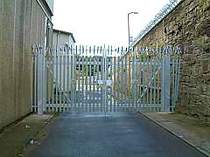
161, 54, 171, 112
37, 47, 46, 115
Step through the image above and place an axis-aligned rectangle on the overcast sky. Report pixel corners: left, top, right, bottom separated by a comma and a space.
53, 0, 170, 46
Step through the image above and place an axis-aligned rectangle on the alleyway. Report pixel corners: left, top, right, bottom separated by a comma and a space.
27, 112, 206, 157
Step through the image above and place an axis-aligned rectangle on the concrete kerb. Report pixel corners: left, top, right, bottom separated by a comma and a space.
138, 112, 209, 157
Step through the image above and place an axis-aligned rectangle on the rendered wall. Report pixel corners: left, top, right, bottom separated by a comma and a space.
0, 0, 53, 129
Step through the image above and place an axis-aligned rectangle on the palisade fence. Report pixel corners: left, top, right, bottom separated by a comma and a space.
32, 45, 181, 114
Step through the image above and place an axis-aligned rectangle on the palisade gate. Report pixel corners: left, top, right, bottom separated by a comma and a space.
32, 45, 181, 114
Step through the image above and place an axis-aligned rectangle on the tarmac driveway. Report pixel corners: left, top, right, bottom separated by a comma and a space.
28, 112, 207, 157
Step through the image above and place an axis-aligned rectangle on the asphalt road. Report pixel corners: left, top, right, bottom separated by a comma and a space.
28, 112, 206, 157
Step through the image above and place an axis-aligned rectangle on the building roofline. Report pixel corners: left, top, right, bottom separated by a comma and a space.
53, 29, 76, 43
41, 0, 54, 16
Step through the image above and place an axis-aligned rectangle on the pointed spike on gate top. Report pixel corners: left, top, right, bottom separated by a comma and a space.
83, 45, 86, 56
106, 45, 108, 57
115, 47, 118, 56
89, 46, 91, 57
120, 46, 123, 56
86, 45, 88, 57
109, 45, 112, 57
97, 46, 100, 56
125, 47, 128, 54
110, 45, 112, 56
93, 45, 96, 56
96, 46, 98, 55
103, 45, 106, 56
98, 46, 101, 56
67, 45, 72, 52
66, 45, 69, 56
59, 46, 63, 56
79, 45, 82, 56
110, 45, 113, 56
68, 45, 71, 55
76, 45, 78, 56
64, 45, 66, 53
98, 46, 100, 58
75, 45, 77, 55
117, 47, 120, 56
100, 46, 102, 56
69, 45, 71, 55
86, 46, 88, 56
73, 45, 75, 55
77, 45, 80, 56
91, 46, 94, 57
81, 45, 84, 56
119, 47, 122, 56
107, 45, 109, 56
120, 47, 123, 57
79, 45, 84, 56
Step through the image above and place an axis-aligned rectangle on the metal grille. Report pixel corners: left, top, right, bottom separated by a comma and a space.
32, 45, 181, 113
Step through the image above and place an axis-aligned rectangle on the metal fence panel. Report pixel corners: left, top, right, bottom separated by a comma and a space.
32, 45, 181, 113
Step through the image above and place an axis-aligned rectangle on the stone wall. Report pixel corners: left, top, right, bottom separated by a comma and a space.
0, 0, 53, 130
134, 0, 210, 120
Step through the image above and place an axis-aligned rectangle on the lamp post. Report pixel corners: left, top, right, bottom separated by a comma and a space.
128, 12, 138, 48
127, 12, 138, 98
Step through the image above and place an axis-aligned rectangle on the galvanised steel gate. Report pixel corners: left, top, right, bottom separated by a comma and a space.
32, 45, 181, 114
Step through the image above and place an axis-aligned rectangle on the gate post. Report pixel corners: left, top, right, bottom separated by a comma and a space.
37, 46, 46, 115
102, 46, 107, 114
131, 48, 137, 108
161, 54, 171, 112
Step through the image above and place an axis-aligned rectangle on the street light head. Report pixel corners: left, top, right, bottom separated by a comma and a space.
129, 11, 139, 15
128, 11, 139, 47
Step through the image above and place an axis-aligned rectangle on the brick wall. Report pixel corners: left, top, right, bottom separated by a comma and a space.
134, 0, 210, 120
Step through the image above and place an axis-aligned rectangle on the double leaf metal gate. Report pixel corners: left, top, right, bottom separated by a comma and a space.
32, 45, 181, 113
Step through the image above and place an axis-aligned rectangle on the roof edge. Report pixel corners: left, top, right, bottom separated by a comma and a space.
53, 29, 76, 43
